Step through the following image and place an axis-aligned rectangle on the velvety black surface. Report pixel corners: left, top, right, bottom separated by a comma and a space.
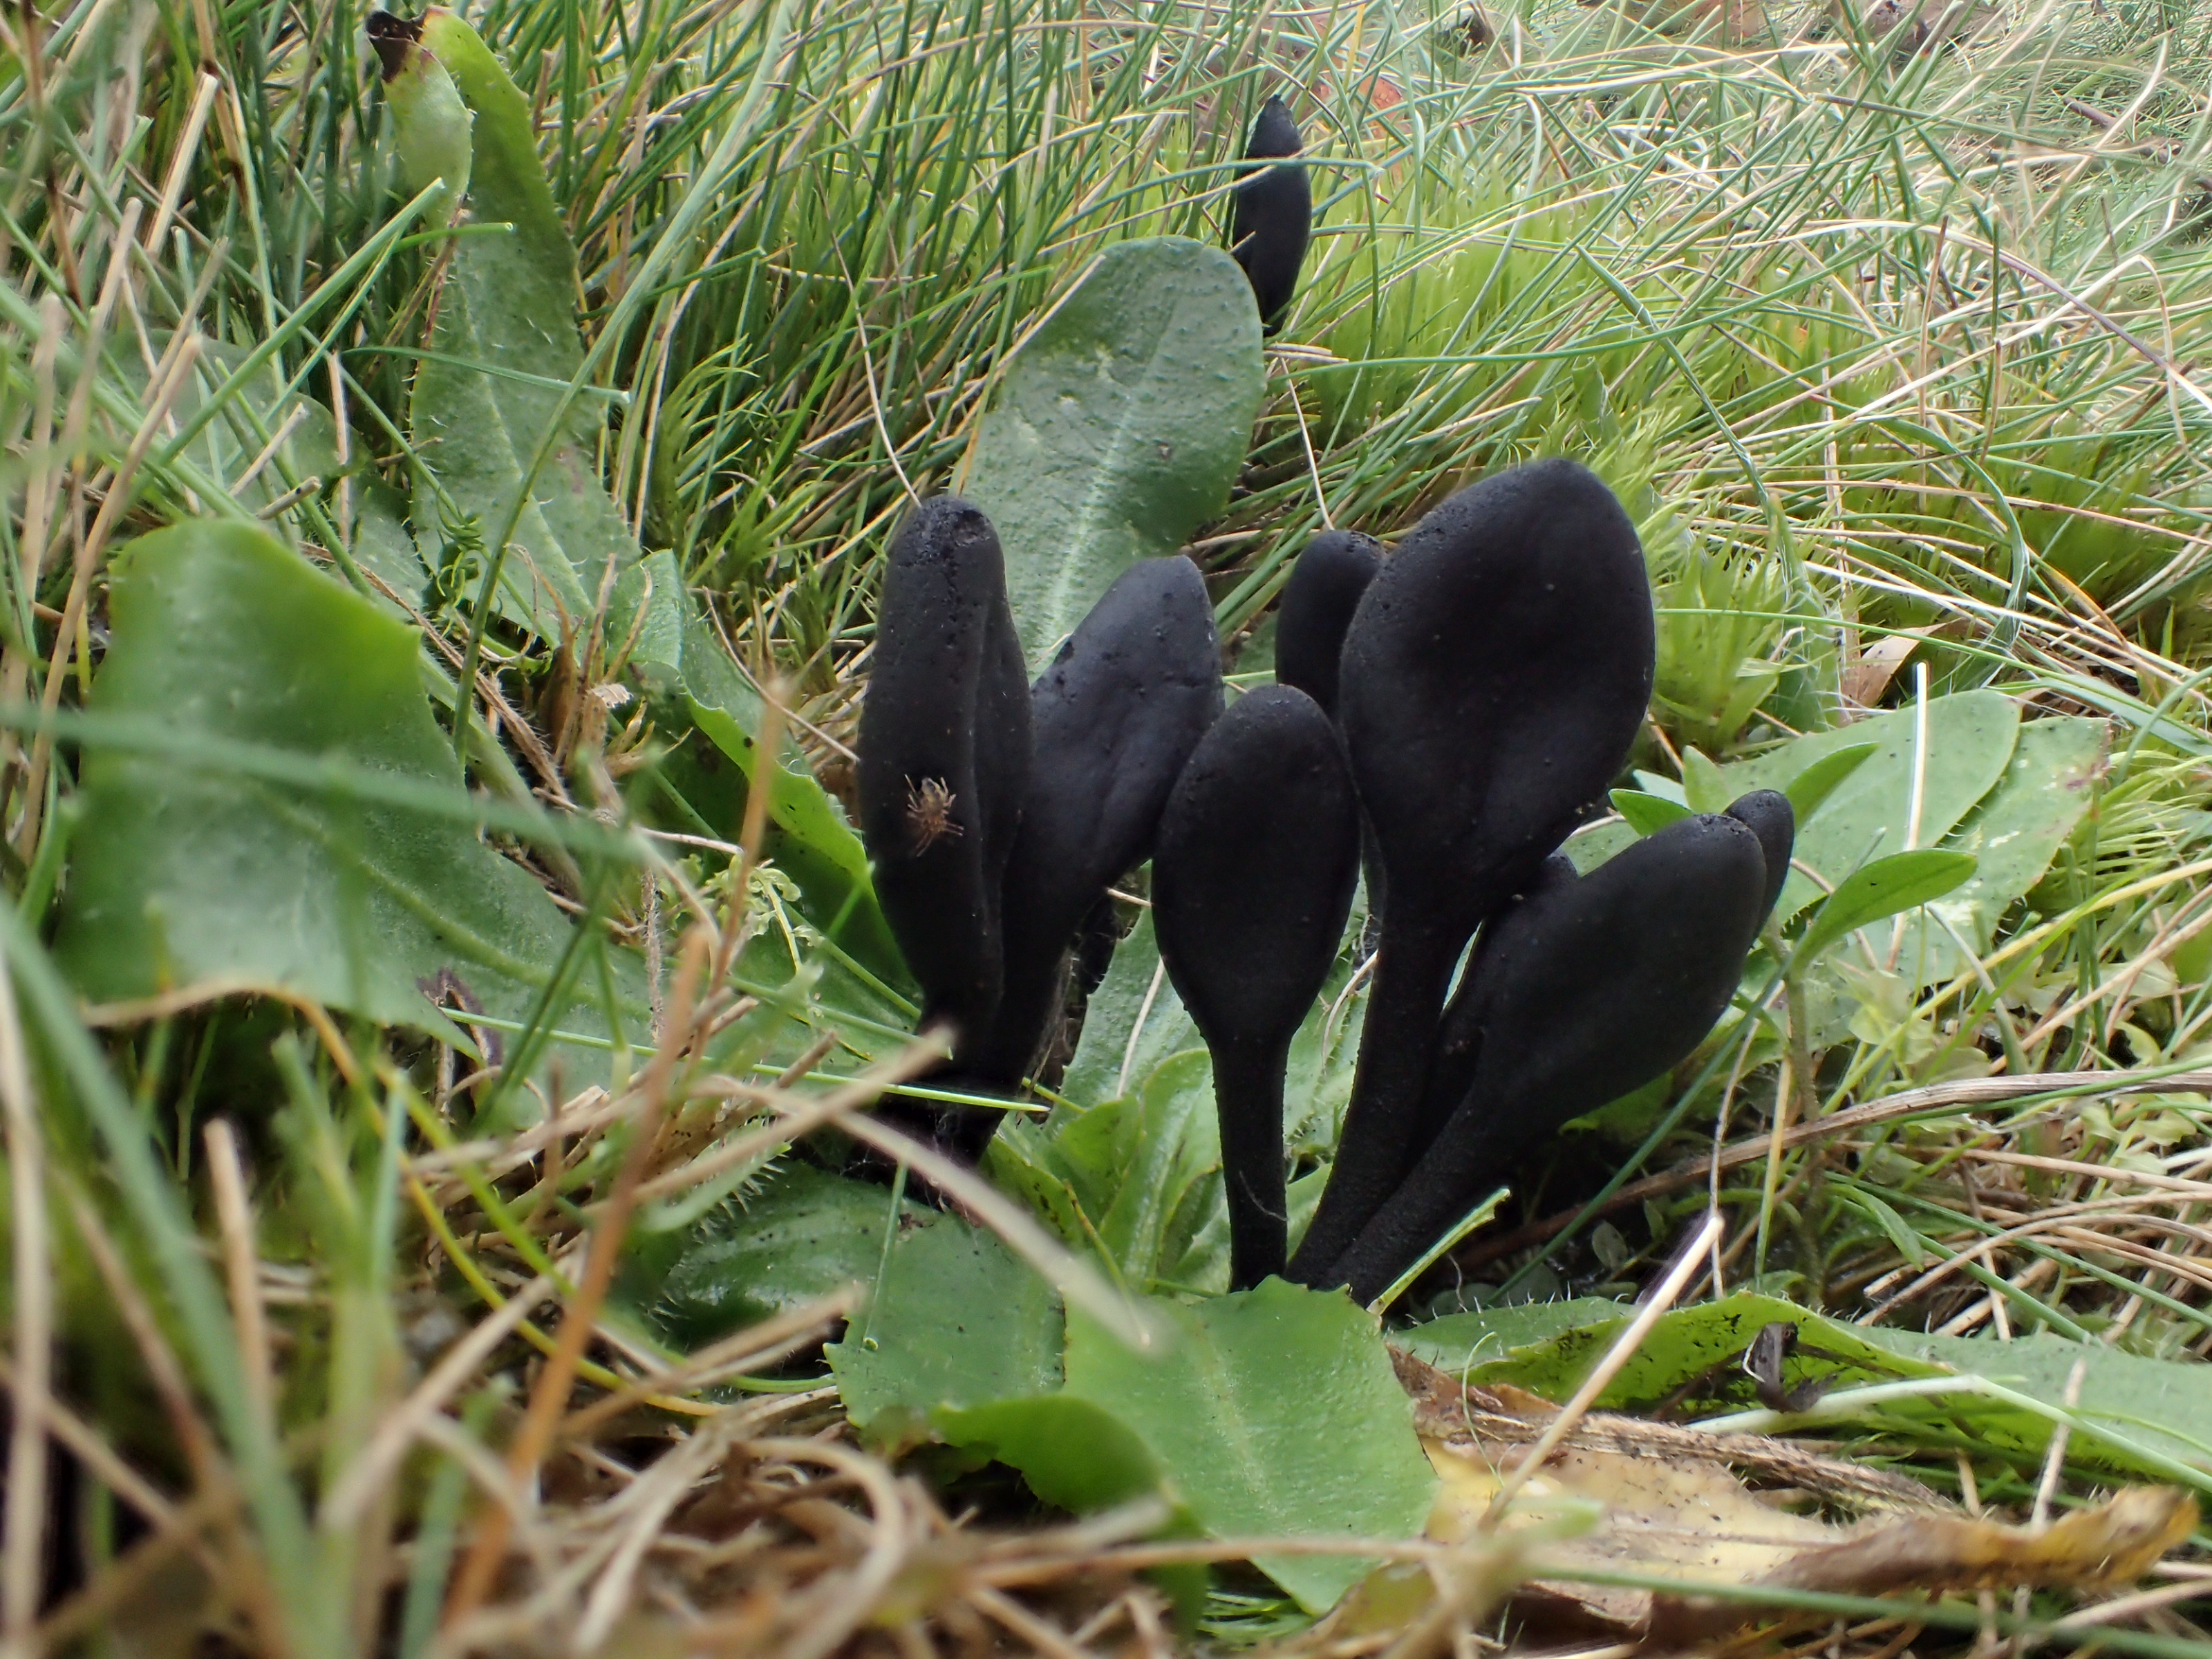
1288, 458, 1655, 1284
1325, 812, 1768, 1302
966, 556, 1223, 1098
1153, 686, 1360, 1289
1230, 95, 1311, 333
1726, 787, 1797, 925
1275, 529, 1383, 717
856, 496, 1033, 1056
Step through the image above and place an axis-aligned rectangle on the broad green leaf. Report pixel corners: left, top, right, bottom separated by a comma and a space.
964, 237, 1266, 669
827, 1215, 1065, 1436
1460, 1293, 2212, 1484
1396, 1297, 1631, 1373
1793, 848, 1978, 966
676, 611, 903, 986
1725, 693, 2018, 925
1887, 717, 2108, 979
118, 338, 424, 608
933, 1395, 1210, 1622
1679, 747, 1730, 812
377, 16, 471, 229
1065, 1280, 1436, 1613
1061, 910, 1202, 1109
633, 1165, 910, 1349
1562, 816, 1639, 873
57, 521, 637, 1059
401, 10, 665, 662
1059, 1051, 1224, 1293
1856, 1325, 2212, 1476
1781, 741, 1877, 823
1454, 1292, 1942, 1410
1609, 789, 1694, 836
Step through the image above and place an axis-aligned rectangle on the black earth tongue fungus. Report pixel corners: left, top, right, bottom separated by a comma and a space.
1277, 528, 1391, 940
941, 556, 1224, 1156
1420, 852, 1582, 1131
1325, 812, 1772, 1304
1230, 95, 1312, 335
1153, 686, 1361, 1290
1275, 530, 1383, 717
1725, 787, 1797, 924
1285, 458, 1655, 1286
856, 496, 1033, 1135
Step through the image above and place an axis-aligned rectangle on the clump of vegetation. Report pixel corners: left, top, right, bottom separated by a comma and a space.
13, 0, 2212, 1650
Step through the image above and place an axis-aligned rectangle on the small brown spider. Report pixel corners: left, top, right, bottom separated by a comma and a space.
904, 777, 964, 853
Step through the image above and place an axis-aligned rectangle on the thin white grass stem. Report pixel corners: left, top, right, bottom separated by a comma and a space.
203, 1121, 276, 1432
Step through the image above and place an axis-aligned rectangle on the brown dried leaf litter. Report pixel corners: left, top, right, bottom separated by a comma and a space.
1338, 1349, 2199, 1653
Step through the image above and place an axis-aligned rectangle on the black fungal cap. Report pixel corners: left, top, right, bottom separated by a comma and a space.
1230, 95, 1312, 335
856, 497, 1033, 1056
1288, 458, 1656, 1282
1327, 812, 1769, 1304
1725, 788, 1796, 925
1275, 529, 1382, 718
1154, 685, 1361, 1290
1338, 459, 1654, 928
962, 556, 1224, 1103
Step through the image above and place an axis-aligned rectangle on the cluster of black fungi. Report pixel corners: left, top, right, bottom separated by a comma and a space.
849, 99, 1797, 1307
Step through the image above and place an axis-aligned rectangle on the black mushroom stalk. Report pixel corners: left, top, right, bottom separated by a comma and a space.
1153, 686, 1361, 1289
856, 498, 1033, 1076
1286, 459, 1656, 1285
1324, 809, 1783, 1304
946, 556, 1224, 1151
1229, 95, 1312, 335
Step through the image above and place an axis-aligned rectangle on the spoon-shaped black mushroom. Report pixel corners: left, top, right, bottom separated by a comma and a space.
1286, 459, 1654, 1284
1153, 686, 1361, 1289
1275, 530, 1382, 717
1725, 787, 1796, 925
1325, 812, 1772, 1303
856, 497, 1033, 1065
1230, 95, 1311, 335
944, 556, 1222, 1151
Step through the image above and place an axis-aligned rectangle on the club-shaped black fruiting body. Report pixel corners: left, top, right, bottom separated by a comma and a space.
1230, 95, 1311, 335
1154, 686, 1360, 1290
1324, 809, 1777, 1303
948, 556, 1224, 1148
1288, 459, 1656, 1285
1275, 530, 1382, 718
856, 498, 1032, 1067
1725, 788, 1796, 924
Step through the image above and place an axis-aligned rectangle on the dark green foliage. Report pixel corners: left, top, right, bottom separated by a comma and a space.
1326, 812, 1770, 1302
1229, 95, 1311, 334
1290, 460, 1654, 1283
1153, 686, 1360, 1288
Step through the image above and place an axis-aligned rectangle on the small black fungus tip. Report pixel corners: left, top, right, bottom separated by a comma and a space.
1154, 684, 1360, 1290
1230, 97, 1311, 333
365, 9, 422, 80
1275, 529, 1383, 718
1725, 788, 1797, 925
1245, 95, 1304, 161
